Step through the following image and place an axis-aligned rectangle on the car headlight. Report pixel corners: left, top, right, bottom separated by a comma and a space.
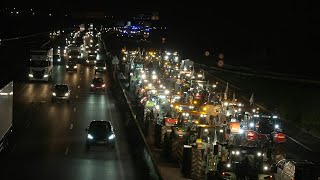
275, 124, 279, 129
69, 56, 72, 58
87, 134, 93, 139
91, 84, 94, 87
250, 122, 254, 127
77, 56, 80, 58
65, 93, 69, 96
103, 67, 106, 69
108, 134, 115, 140
94, 60, 96, 63
29, 74, 33, 77
66, 65, 69, 68
95, 67, 98, 69
102, 84, 105, 87
52, 92, 56, 96
44, 75, 49, 78
257, 152, 262, 156
74, 65, 77, 68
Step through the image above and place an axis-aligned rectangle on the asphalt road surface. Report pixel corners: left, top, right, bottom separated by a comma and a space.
0, 39, 141, 180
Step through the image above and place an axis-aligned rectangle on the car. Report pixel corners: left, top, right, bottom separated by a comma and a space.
66, 59, 77, 72
86, 55, 96, 65
94, 61, 107, 73
90, 77, 106, 92
51, 84, 71, 103
85, 120, 116, 150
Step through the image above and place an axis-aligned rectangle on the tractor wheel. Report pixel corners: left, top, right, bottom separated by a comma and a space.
154, 124, 161, 147
160, 125, 167, 147
190, 148, 204, 180
170, 139, 183, 162
164, 132, 171, 156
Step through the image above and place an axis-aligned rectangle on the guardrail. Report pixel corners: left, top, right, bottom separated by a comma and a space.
112, 73, 163, 180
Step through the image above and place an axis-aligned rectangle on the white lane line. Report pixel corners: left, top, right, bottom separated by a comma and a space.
287, 135, 313, 152
78, 86, 80, 88
73, 107, 76, 112
69, 123, 73, 130
64, 147, 69, 155
115, 136, 125, 180
26, 121, 31, 128
106, 96, 125, 180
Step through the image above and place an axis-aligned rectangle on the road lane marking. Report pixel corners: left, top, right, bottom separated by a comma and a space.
64, 147, 69, 155
287, 135, 313, 152
115, 138, 125, 180
26, 121, 31, 128
69, 123, 73, 130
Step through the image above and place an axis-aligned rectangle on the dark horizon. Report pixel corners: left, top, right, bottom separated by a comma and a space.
1, 6, 320, 78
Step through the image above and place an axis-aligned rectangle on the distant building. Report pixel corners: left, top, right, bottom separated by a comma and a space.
134, 11, 159, 21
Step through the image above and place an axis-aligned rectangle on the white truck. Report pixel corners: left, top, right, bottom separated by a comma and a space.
0, 81, 13, 153
67, 45, 81, 63
179, 59, 194, 78
28, 48, 53, 82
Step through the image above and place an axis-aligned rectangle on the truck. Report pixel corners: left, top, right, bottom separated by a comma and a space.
67, 45, 81, 63
28, 48, 53, 82
79, 23, 85, 32
0, 81, 13, 153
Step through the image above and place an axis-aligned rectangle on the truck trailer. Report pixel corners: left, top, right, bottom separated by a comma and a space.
0, 81, 13, 153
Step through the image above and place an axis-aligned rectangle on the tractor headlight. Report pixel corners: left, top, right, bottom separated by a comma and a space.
108, 134, 115, 140
87, 134, 93, 139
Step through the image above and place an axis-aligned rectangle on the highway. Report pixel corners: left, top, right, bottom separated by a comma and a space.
0, 36, 142, 180
1, 26, 320, 179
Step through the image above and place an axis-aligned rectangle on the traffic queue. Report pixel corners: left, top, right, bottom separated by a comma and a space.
118, 48, 289, 180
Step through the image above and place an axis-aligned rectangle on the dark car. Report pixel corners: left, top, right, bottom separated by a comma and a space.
51, 84, 70, 103
90, 77, 106, 92
85, 120, 116, 150
66, 59, 77, 72
94, 61, 107, 73
86, 55, 96, 65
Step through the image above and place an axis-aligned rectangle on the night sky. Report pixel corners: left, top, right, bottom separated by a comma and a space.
1, 3, 320, 78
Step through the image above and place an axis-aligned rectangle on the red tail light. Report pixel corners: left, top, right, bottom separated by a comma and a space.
274, 133, 286, 143
246, 130, 258, 141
